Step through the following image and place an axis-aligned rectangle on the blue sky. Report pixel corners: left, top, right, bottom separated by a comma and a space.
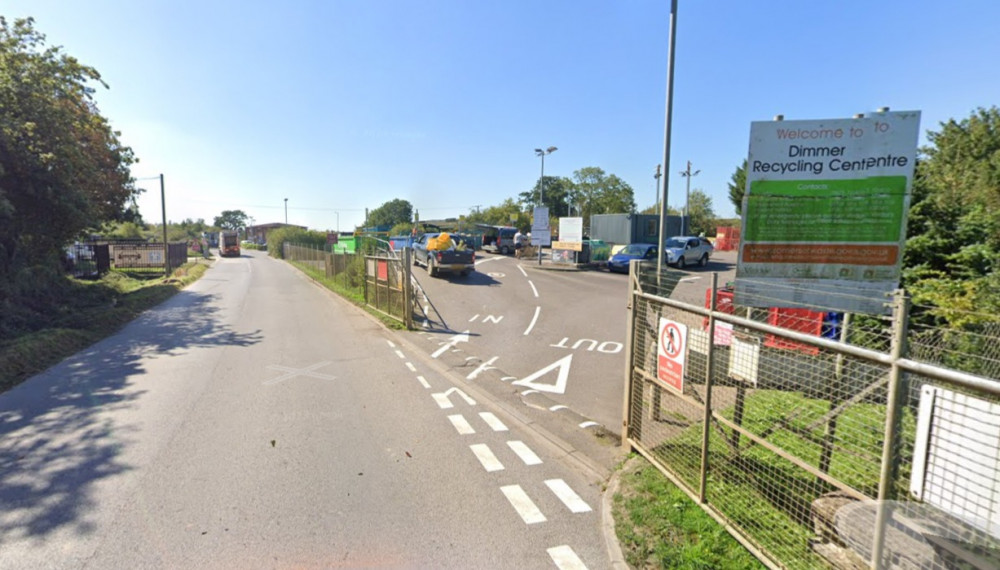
5, 1, 999, 232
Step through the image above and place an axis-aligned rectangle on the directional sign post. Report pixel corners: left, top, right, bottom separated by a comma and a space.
657, 318, 687, 393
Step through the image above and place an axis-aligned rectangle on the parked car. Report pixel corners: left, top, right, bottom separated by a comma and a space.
663, 236, 713, 268
607, 243, 658, 273
412, 232, 475, 277
481, 226, 517, 255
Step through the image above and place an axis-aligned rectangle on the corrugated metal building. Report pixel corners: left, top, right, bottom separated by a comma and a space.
589, 213, 684, 245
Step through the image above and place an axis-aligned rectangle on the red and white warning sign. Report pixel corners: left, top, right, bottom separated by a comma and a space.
657, 318, 688, 393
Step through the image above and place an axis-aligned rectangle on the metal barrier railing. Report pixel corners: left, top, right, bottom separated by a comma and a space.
623, 260, 1000, 570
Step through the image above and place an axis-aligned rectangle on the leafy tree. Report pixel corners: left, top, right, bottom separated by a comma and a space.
519, 176, 573, 217
727, 159, 747, 217
214, 210, 248, 231
567, 167, 636, 222
0, 17, 137, 278
365, 198, 413, 229
903, 107, 1000, 329
472, 199, 528, 229
685, 189, 717, 236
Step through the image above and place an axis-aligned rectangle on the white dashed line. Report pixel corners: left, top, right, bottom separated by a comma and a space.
507, 441, 543, 466
518, 265, 528, 277
547, 545, 588, 570
479, 412, 508, 432
523, 306, 540, 336
470, 444, 504, 472
545, 479, 592, 513
394, 350, 406, 359
405, 362, 416, 372
501, 485, 546, 524
447, 414, 475, 435
386, 340, 396, 348
549, 405, 568, 412
416, 375, 430, 389
521, 389, 539, 396
578, 421, 599, 429
528, 280, 539, 298
432, 393, 454, 409
469, 314, 479, 322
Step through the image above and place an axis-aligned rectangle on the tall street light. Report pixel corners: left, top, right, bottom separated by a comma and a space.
680, 160, 700, 235
657, 0, 678, 275
284, 198, 288, 224
534, 146, 557, 265
654, 164, 662, 213
534, 146, 558, 207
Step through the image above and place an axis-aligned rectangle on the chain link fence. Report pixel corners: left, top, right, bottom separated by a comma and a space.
284, 242, 414, 328
623, 261, 1000, 569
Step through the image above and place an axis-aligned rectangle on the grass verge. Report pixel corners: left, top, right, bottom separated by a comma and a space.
613, 455, 766, 569
288, 259, 406, 330
0, 260, 210, 393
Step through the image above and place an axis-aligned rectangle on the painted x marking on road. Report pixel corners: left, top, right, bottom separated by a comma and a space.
263, 361, 336, 385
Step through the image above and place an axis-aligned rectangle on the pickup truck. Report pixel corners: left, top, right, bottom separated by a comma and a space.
412, 233, 475, 277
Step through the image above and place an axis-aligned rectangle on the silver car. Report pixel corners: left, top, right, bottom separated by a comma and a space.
663, 236, 713, 268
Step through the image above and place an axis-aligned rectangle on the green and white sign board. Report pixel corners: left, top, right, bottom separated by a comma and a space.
737, 110, 921, 314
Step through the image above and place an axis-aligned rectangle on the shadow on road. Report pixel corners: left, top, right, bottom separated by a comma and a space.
0, 289, 262, 544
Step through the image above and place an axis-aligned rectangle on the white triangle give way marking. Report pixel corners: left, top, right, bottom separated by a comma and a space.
511, 354, 572, 394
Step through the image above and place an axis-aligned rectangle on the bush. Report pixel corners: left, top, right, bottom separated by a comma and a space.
267, 227, 327, 258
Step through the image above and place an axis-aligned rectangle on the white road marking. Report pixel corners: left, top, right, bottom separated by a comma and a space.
470, 444, 504, 472
416, 375, 430, 388
512, 354, 573, 394
679, 276, 701, 283
501, 485, 546, 524
479, 412, 508, 431
394, 350, 406, 359
521, 389, 539, 396
523, 306, 541, 336
500, 376, 517, 382
578, 421, 599, 429
469, 314, 479, 322
545, 479, 592, 513
431, 330, 470, 359
518, 265, 528, 277
547, 545, 588, 570
466, 356, 499, 380
432, 387, 476, 409
263, 361, 335, 385
405, 362, 416, 372
507, 441, 543, 466
528, 280, 539, 297
386, 340, 396, 348
549, 405, 568, 411
447, 414, 475, 435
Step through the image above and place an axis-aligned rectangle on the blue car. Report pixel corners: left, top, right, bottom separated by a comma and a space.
607, 243, 658, 273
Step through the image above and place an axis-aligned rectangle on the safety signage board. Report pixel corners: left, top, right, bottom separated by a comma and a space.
657, 318, 688, 393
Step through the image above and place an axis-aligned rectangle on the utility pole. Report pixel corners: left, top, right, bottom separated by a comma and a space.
284, 198, 288, 225
680, 160, 700, 235
160, 174, 169, 277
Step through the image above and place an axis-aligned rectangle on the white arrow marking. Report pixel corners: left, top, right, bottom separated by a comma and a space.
431, 387, 476, 409
431, 330, 470, 358
467, 356, 499, 380
511, 354, 573, 394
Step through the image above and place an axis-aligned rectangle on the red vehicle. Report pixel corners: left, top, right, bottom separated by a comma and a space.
219, 231, 240, 257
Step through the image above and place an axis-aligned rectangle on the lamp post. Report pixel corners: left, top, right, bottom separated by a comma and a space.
657, 0, 678, 275
654, 164, 662, 214
680, 160, 700, 235
335, 211, 339, 234
534, 146, 557, 265
284, 198, 288, 225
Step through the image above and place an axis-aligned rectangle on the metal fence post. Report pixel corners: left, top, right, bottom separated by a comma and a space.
871, 289, 910, 570
403, 247, 413, 330
621, 259, 639, 450
699, 272, 719, 503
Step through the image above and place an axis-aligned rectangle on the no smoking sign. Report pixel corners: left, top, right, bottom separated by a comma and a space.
657, 318, 688, 393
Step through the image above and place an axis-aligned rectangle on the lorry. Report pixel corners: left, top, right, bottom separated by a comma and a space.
219, 230, 240, 257
412, 232, 475, 277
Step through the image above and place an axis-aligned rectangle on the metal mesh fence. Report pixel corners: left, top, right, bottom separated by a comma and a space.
625, 263, 1000, 569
